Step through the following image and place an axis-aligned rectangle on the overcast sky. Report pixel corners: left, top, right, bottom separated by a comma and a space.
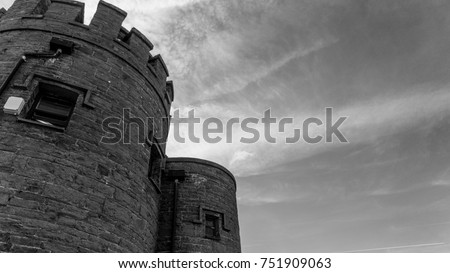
2, 0, 450, 252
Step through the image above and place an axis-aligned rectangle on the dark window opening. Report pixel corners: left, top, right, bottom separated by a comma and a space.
23, 82, 79, 130
148, 143, 162, 188
205, 214, 220, 240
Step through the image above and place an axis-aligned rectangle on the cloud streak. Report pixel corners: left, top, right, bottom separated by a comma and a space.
2, 0, 450, 252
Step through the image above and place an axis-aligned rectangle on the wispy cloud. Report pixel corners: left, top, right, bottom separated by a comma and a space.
345, 242, 447, 253
3, 0, 450, 253
165, 83, 450, 177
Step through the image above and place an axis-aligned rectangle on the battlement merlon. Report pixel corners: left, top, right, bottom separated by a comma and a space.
46, 0, 84, 23
89, 0, 126, 38
149, 54, 169, 80
1, 0, 48, 20
0, 8, 6, 18
120, 27, 154, 62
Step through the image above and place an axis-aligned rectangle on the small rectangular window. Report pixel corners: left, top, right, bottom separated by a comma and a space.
205, 214, 220, 240
31, 93, 74, 127
23, 82, 78, 129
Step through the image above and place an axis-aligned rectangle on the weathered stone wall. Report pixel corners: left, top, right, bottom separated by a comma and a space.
157, 158, 241, 253
0, 0, 171, 252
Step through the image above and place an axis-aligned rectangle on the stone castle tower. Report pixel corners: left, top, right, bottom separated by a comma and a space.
0, 0, 240, 253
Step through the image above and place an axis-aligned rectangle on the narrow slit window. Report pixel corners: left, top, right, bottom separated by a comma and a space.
148, 143, 162, 188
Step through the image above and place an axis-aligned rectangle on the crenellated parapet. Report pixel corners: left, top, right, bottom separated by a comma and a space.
0, 0, 173, 112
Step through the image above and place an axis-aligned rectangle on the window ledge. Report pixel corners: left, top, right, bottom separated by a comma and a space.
17, 117, 66, 132
205, 235, 221, 241
21, 15, 44, 19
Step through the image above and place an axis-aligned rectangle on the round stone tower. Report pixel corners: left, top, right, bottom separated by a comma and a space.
0, 0, 240, 253
157, 158, 241, 253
